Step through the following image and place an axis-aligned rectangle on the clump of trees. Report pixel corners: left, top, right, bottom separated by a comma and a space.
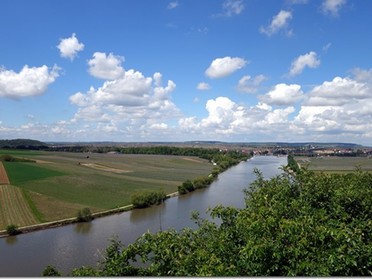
6, 224, 20, 236
76, 208, 94, 222
45, 168, 372, 276
287, 153, 301, 173
131, 191, 166, 208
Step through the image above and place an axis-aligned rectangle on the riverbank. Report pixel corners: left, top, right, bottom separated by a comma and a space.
0, 191, 179, 238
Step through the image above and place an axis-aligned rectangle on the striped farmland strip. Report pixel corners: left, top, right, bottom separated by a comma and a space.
0, 162, 10, 184
0, 185, 38, 229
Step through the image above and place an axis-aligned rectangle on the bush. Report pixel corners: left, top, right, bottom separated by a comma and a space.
131, 191, 166, 208
76, 208, 93, 222
6, 224, 20, 236
41, 265, 61, 277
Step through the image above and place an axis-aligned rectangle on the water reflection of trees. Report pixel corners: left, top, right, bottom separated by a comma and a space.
5, 236, 17, 245
74, 222, 93, 234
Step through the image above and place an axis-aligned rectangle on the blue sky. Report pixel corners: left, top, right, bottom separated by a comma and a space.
0, 0, 371, 145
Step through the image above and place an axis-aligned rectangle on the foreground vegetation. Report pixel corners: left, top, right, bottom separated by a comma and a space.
45, 168, 372, 276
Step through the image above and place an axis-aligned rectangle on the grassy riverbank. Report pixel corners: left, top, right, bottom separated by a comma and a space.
296, 156, 372, 173
0, 150, 213, 231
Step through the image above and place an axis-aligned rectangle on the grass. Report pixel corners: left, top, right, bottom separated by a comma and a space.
0, 151, 214, 229
296, 156, 372, 173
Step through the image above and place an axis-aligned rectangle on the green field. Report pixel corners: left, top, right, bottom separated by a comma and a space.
0, 150, 214, 229
296, 156, 372, 172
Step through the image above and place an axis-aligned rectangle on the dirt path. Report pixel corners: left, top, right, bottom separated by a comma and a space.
0, 162, 10, 185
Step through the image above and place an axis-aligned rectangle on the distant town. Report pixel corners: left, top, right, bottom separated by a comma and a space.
1, 139, 371, 158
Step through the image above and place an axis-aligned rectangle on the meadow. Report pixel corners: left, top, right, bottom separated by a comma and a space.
0, 150, 213, 230
296, 156, 372, 172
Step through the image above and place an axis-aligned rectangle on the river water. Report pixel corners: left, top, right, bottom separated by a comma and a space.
0, 155, 287, 276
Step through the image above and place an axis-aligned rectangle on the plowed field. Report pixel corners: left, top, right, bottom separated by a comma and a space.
0, 162, 9, 184
0, 185, 37, 229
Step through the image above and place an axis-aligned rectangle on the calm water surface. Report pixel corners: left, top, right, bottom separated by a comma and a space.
0, 155, 287, 276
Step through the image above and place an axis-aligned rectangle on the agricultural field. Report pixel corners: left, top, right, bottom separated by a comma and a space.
0, 150, 213, 229
0, 185, 38, 229
296, 156, 372, 173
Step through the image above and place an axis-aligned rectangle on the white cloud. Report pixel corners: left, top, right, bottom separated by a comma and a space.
289, 51, 320, 76
236, 74, 267, 93
88, 52, 125, 80
0, 65, 59, 99
306, 76, 370, 106
222, 0, 245, 16
197, 82, 211, 90
259, 83, 304, 105
57, 33, 85, 61
287, 0, 308, 4
69, 67, 180, 139
321, 0, 346, 16
260, 10, 293, 36
179, 96, 295, 137
205, 56, 247, 79
167, 1, 179, 9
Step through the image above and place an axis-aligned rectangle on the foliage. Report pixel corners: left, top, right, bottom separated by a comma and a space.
0, 154, 35, 163
6, 224, 20, 236
54, 168, 372, 276
76, 208, 94, 222
0, 139, 48, 150
287, 153, 301, 173
131, 190, 166, 208
41, 265, 61, 277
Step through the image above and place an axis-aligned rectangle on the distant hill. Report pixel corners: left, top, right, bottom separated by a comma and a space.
0, 139, 49, 150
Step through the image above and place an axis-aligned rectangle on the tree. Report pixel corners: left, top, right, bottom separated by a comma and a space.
6, 224, 20, 236
76, 208, 93, 222
41, 265, 61, 277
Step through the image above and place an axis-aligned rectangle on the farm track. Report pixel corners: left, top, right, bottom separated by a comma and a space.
0, 185, 37, 228
0, 162, 10, 184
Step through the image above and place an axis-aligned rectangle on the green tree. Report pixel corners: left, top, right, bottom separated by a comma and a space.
76, 208, 93, 222
41, 265, 61, 277
6, 224, 20, 236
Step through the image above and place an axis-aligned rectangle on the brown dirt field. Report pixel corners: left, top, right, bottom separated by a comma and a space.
0, 162, 10, 184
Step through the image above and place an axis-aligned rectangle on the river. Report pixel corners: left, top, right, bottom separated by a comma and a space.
0, 155, 287, 276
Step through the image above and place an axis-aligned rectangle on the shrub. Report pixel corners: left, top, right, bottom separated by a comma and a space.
41, 265, 61, 277
131, 191, 166, 208
6, 224, 20, 236
76, 208, 94, 222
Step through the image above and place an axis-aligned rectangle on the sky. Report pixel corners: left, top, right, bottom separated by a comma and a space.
0, 0, 372, 145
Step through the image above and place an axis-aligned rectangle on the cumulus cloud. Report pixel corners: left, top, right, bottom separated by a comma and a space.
259, 83, 304, 105
260, 10, 293, 36
289, 51, 320, 76
88, 52, 125, 80
236, 74, 267, 93
57, 33, 84, 61
306, 76, 370, 106
222, 0, 245, 16
321, 0, 346, 16
167, 1, 179, 9
179, 96, 295, 137
205, 56, 247, 79
0, 65, 59, 99
294, 71, 372, 138
69, 67, 180, 139
197, 82, 211, 90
